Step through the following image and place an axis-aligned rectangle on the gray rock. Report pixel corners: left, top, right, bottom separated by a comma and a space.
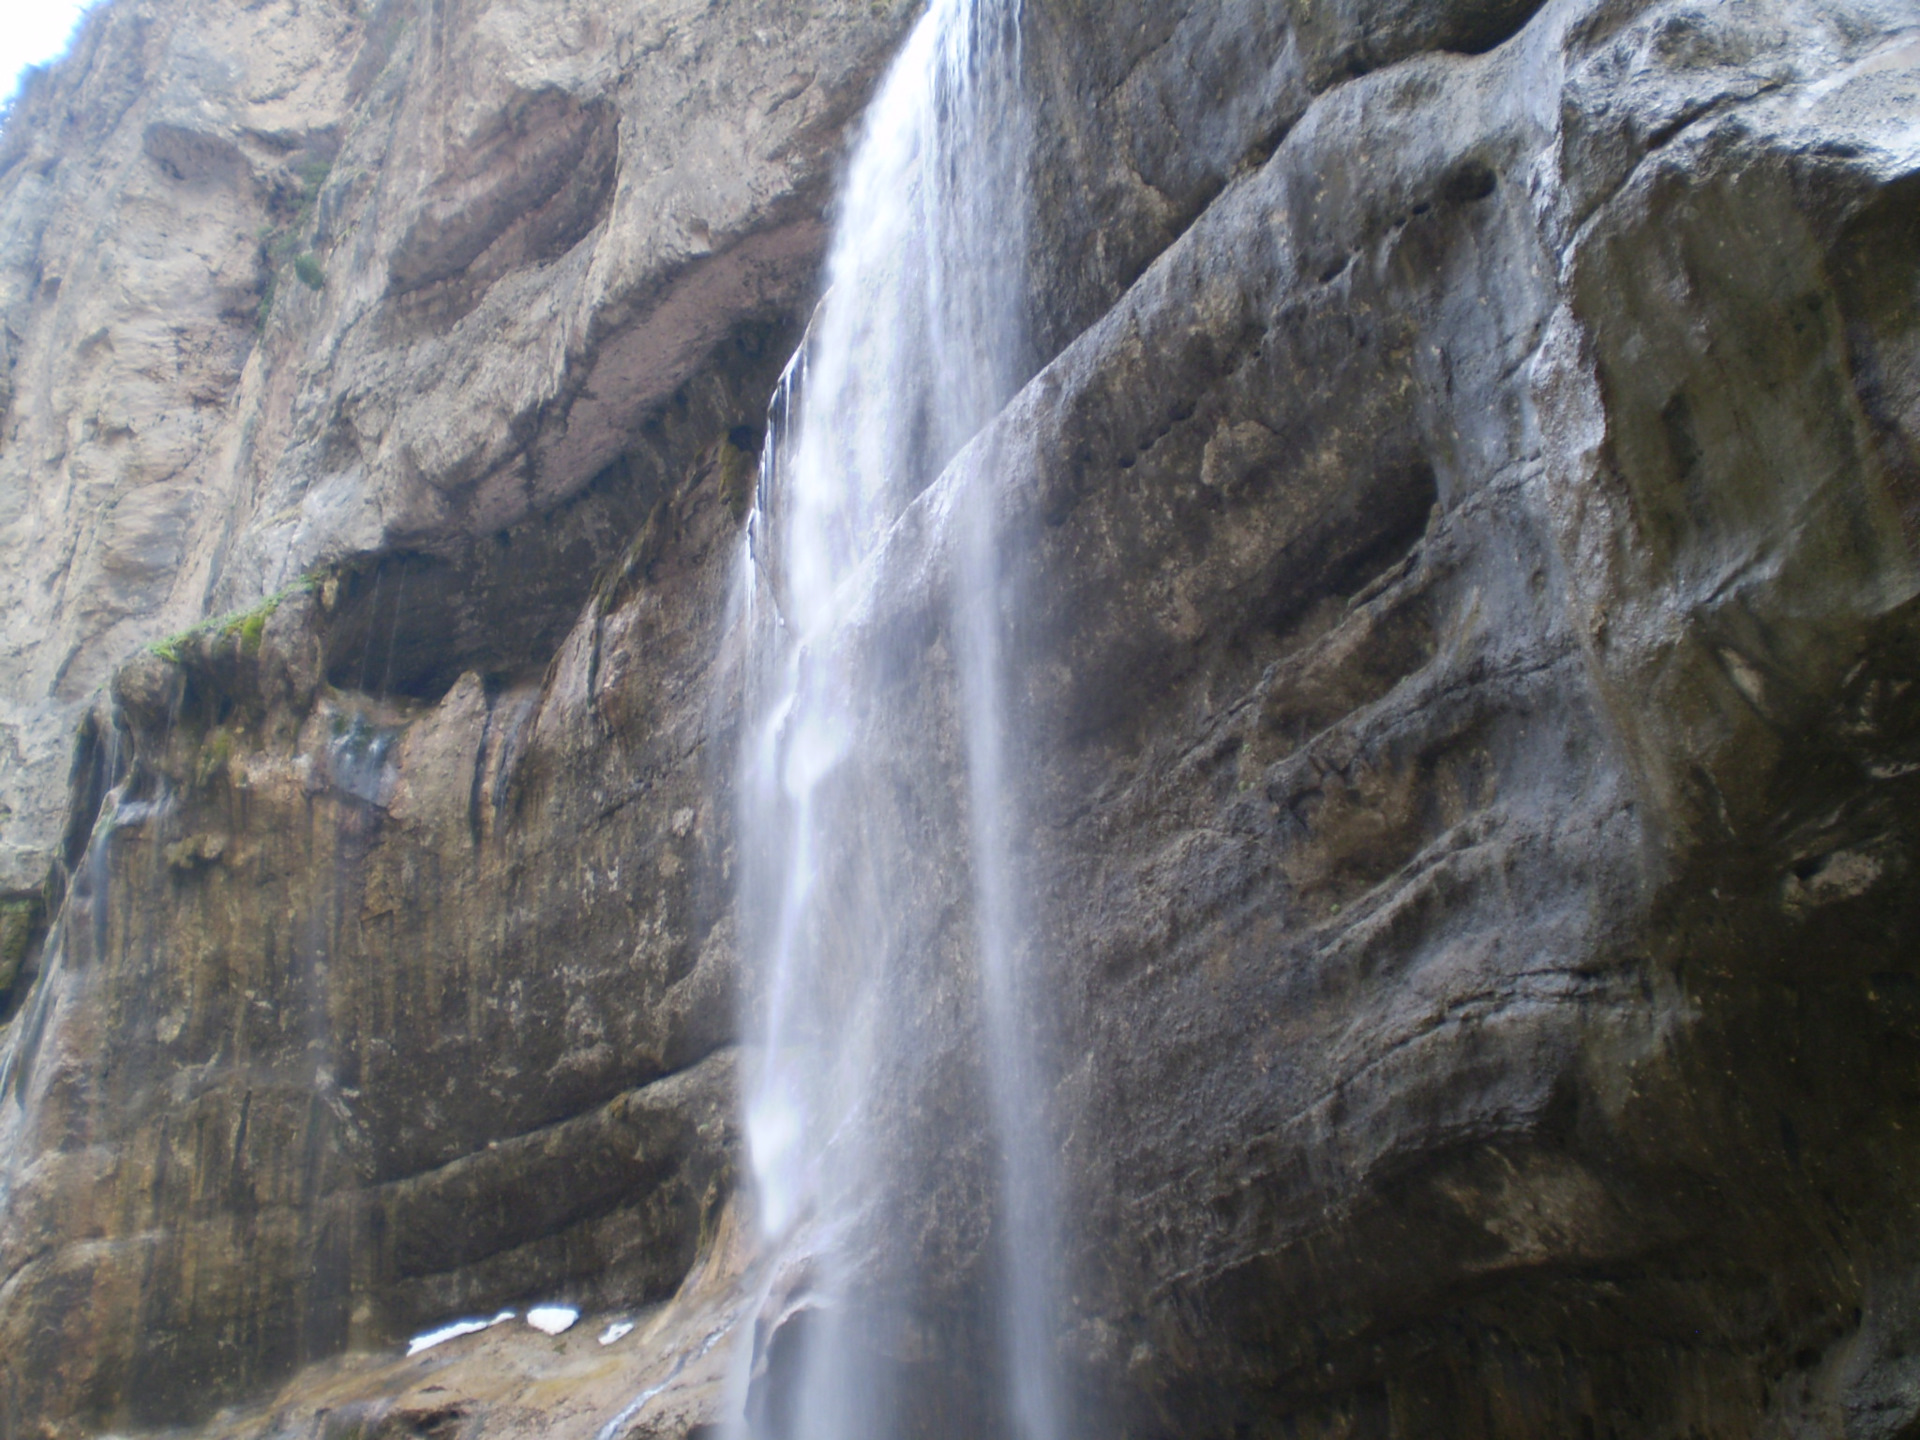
0, 0, 917, 901
2, 0, 1919, 1436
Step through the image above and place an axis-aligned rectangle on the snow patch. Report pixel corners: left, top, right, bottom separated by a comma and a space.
407, 1310, 515, 1356
528, 1305, 580, 1336
599, 1320, 635, 1346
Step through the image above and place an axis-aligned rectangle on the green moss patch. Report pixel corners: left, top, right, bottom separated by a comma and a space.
0, 897, 42, 998
147, 574, 318, 666
293, 253, 325, 291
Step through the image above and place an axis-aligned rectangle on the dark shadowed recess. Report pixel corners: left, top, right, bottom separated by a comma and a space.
0, 708, 138, 1021
318, 321, 784, 702
1832, 169, 1920, 538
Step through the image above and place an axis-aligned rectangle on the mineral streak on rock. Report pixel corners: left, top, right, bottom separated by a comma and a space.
0, 0, 1916, 1438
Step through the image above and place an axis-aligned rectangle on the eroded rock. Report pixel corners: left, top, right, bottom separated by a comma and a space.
2, 0, 1919, 1437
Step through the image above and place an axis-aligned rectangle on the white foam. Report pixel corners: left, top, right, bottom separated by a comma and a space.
527, 1305, 580, 1336
406, 1309, 514, 1356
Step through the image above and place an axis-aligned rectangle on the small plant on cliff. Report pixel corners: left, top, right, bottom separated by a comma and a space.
146, 574, 320, 665
293, 159, 332, 219
256, 159, 335, 326
254, 268, 277, 333
0, 896, 40, 1000
225, 603, 273, 656
194, 728, 236, 789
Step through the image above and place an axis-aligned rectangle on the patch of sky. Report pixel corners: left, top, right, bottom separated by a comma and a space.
2, 1, 92, 109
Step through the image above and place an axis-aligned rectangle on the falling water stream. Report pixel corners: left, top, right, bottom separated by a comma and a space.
736, 0, 1061, 1436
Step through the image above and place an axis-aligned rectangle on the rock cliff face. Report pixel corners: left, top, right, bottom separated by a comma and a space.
0, 0, 914, 902
0, 1, 1917, 1438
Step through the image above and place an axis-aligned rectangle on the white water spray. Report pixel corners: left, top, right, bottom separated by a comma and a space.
735, 0, 1064, 1436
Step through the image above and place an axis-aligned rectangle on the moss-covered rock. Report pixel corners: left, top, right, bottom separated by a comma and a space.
0, 897, 38, 1000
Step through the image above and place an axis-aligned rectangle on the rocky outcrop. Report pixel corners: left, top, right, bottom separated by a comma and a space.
2, 0, 1919, 1438
0, 0, 914, 1429
0, 0, 915, 905
1002, 4, 1920, 1433
718, 7, 1920, 1436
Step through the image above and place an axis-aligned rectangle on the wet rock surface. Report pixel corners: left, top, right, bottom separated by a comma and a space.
1004, 4, 1920, 1432
1, 0, 1918, 1438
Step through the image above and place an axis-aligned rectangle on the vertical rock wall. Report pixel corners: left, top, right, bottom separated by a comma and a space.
0, 0, 1917, 1438
0, 0, 919, 1429
0, 0, 916, 922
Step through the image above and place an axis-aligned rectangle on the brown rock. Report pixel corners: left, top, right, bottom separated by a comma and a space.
2, 0, 1919, 1438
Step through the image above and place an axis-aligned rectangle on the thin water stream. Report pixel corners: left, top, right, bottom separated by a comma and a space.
734, 0, 1062, 1436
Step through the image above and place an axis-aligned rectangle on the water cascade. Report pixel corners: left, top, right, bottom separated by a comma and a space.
735, 0, 1062, 1436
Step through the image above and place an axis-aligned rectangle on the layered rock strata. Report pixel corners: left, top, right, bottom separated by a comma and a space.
0, 0, 916, 904
0, 0, 1917, 1438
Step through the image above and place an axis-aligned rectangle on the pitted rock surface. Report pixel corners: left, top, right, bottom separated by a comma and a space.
0, 1, 1918, 1438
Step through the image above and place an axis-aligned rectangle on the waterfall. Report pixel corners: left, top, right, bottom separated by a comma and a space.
735, 0, 1062, 1436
